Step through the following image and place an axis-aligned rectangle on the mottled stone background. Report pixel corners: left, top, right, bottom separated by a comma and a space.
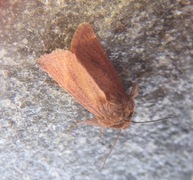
0, 0, 193, 180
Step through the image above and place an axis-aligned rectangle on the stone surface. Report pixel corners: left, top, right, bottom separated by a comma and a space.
0, 0, 193, 180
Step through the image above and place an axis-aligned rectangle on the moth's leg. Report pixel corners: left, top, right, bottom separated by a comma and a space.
78, 117, 99, 126
130, 72, 150, 99
81, 119, 105, 138
130, 79, 139, 99
100, 127, 105, 138
67, 118, 99, 133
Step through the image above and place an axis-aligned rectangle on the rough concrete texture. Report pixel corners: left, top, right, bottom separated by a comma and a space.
0, 0, 193, 179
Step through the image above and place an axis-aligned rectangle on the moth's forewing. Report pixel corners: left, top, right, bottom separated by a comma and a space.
71, 23, 127, 100
38, 49, 105, 116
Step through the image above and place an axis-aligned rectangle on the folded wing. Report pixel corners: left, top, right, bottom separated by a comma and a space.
38, 23, 127, 117
71, 23, 126, 100
39, 49, 107, 116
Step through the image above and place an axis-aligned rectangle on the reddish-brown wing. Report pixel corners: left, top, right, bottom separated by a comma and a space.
70, 23, 127, 100
38, 23, 128, 118
38, 49, 106, 116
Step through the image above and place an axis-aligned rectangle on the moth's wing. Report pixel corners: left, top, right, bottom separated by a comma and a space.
71, 22, 127, 99
38, 49, 106, 116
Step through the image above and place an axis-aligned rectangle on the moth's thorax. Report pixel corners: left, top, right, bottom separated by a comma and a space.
97, 95, 135, 129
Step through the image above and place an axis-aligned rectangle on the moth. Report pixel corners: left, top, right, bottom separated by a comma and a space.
38, 22, 139, 129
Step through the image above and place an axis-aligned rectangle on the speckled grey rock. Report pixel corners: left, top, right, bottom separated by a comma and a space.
0, 0, 193, 180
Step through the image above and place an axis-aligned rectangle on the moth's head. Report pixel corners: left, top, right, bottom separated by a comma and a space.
112, 97, 135, 129
97, 96, 135, 129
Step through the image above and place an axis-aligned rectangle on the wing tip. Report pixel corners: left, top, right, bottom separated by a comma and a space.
38, 49, 70, 66
71, 22, 96, 51
76, 22, 94, 34
78, 22, 91, 28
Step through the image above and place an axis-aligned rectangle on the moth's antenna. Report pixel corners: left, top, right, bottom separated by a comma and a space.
132, 116, 176, 124
102, 129, 121, 168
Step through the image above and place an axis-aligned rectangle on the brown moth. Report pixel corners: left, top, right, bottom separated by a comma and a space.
38, 22, 139, 129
